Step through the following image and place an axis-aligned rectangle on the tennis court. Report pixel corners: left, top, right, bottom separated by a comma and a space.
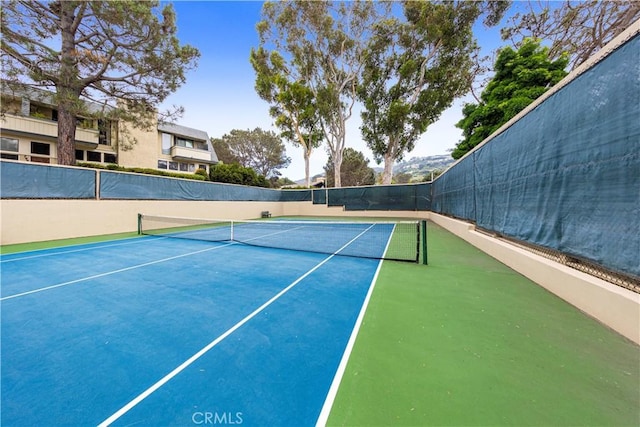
2, 217, 639, 426
1, 218, 417, 426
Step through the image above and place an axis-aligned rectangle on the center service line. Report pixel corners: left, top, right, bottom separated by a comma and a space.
97, 225, 375, 427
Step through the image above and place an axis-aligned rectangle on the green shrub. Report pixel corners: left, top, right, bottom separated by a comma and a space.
194, 168, 208, 180
77, 162, 206, 181
209, 163, 270, 187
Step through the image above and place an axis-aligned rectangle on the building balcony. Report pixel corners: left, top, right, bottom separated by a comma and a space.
170, 145, 214, 163
1, 114, 99, 146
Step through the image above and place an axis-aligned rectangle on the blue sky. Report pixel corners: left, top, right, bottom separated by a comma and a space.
161, 1, 510, 180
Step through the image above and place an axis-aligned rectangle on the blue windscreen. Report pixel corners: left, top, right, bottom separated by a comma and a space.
432, 34, 640, 279
0, 161, 96, 199
99, 171, 282, 201
327, 183, 431, 211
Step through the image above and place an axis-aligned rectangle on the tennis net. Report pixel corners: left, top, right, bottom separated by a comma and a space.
138, 214, 425, 263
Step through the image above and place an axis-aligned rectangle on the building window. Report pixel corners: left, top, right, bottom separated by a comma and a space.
1, 153, 19, 160
29, 105, 51, 120
194, 141, 208, 151
188, 164, 196, 172
98, 119, 111, 145
77, 117, 95, 129
168, 161, 178, 171
179, 163, 188, 172
103, 153, 117, 164
175, 137, 194, 148
161, 133, 172, 155
31, 142, 50, 155
86, 151, 101, 162
158, 160, 168, 169
75, 150, 84, 161
1, 137, 19, 152
199, 164, 207, 171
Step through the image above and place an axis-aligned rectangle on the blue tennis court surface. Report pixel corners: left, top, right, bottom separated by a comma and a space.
1, 232, 386, 426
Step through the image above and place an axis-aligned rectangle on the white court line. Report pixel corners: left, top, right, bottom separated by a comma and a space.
0, 243, 233, 301
316, 224, 396, 426
97, 224, 376, 427
1, 224, 308, 301
0, 220, 297, 263
0, 237, 160, 263
315, 258, 384, 427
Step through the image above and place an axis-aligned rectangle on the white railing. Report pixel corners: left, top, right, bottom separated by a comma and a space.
170, 145, 211, 162
1, 114, 99, 144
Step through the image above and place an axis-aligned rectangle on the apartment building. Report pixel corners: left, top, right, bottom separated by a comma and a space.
0, 85, 218, 173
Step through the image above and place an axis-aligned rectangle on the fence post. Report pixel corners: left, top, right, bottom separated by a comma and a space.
421, 220, 428, 265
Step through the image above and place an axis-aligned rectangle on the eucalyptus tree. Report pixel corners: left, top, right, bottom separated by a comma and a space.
358, 1, 509, 184
250, 47, 322, 187
1, 0, 199, 165
254, 0, 385, 187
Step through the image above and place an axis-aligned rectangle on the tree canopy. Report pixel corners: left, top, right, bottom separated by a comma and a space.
210, 128, 290, 179
324, 147, 376, 188
1, 0, 199, 165
393, 172, 413, 184
254, 0, 384, 187
501, 0, 640, 70
359, 1, 507, 184
452, 39, 568, 160
250, 47, 322, 188
208, 163, 270, 188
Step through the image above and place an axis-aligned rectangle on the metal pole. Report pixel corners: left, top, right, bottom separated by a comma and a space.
421, 220, 428, 265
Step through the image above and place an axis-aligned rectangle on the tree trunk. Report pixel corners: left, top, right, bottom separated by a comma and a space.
57, 1, 80, 166
381, 151, 395, 184
57, 106, 77, 165
304, 148, 311, 188
332, 148, 342, 188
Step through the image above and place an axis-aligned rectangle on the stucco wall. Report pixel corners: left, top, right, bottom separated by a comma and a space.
281, 201, 429, 219
0, 199, 284, 244
116, 119, 159, 169
1, 199, 637, 344
429, 212, 640, 345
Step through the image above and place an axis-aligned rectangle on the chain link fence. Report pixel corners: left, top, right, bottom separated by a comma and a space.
477, 227, 640, 293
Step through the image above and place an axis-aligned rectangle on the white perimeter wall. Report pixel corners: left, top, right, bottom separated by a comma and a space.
0, 199, 286, 244
1, 199, 637, 344
0, 200, 429, 245
428, 212, 639, 345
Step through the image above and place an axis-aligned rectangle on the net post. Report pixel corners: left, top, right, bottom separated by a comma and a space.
421, 220, 428, 265
137, 213, 143, 235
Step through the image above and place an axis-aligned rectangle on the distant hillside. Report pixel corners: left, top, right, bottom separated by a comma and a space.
293, 173, 326, 186
392, 154, 455, 180
294, 155, 455, 183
